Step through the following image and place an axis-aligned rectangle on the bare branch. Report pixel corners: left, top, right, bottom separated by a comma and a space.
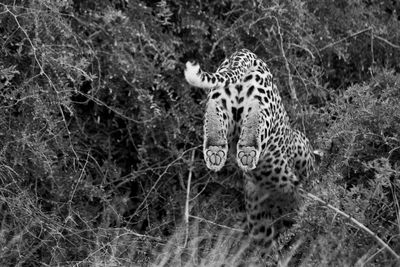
273, 16, 297, 103
319, 28, 372, 51
131, 146, 201, 219
183, 149, 196, 247
374, 35, 400, 49
319, 27, 400, 52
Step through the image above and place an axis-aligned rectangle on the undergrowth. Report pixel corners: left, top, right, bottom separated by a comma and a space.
0, 0, 400, 266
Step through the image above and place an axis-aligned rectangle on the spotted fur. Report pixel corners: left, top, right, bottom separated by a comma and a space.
184, 49, 314, 254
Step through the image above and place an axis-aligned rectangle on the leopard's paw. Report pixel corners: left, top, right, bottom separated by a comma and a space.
204, 145, 227, 171
237, 146, 260, 172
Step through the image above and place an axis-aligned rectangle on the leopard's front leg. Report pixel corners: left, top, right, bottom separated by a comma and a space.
203, 98, 229, 171
244, 160, 301, 256
237, 100, 263, 172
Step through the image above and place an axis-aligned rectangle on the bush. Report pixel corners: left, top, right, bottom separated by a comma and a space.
0, 0, 399, 266
298, 69, 400, 265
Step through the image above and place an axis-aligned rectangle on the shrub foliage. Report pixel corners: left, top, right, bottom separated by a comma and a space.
0, 0, 399, 265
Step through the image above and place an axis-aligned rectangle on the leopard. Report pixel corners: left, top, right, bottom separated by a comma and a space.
184, 48, 315, 255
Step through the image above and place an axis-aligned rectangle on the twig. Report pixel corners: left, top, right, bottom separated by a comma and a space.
2, 4, 80, 160
183, 149, 196, 248
319, 28, 372, 51
302, 190, 400, 260
387, 146, 400, 160
17, 232, 49, 266
374, 35, 400, 49
190, 174, 212, 201
131, 146, 201, 219
289, 43, 315, 60
209, 10, 253, 58
278, 238, 304, 267
390, 181, 400, 234
370, 28, 375, 64
82, 227, 164, 263
77, 91, 155, 124
319, 27, 400, 54
189, 215, 244, 233
364, 235, 400, 265
69, 150, 90, 204
64, 151, 91, 226
273, 16, 297, 103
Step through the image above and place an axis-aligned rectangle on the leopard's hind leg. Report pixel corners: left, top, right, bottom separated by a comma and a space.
203, 98, 229, 171
236, 100, 263, 172
291, 129, 315, 181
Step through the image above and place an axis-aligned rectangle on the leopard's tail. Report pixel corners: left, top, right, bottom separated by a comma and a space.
184, 61, 226, 89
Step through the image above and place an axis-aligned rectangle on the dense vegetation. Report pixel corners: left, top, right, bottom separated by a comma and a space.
0, 0, 399, 266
